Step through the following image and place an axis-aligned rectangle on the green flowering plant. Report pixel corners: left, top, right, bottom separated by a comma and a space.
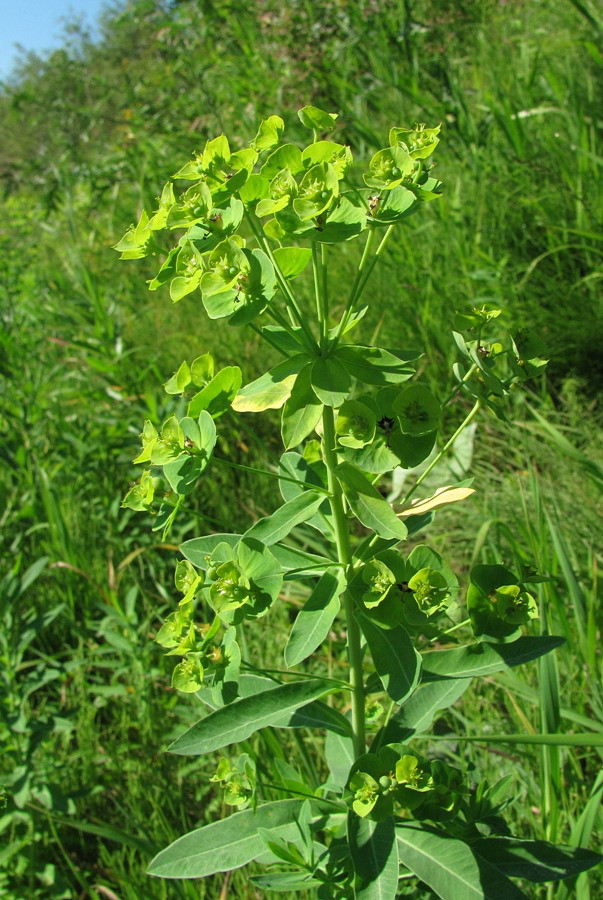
116, 107, 600, 896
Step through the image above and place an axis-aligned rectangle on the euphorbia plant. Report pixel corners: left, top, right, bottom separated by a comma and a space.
116, 107, 600, 897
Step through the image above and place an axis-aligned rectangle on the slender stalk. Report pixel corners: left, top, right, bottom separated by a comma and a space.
212, 455, 332, 494
334, 224, 395, 347
401, 399, 481, 506
321, 406, 366, 757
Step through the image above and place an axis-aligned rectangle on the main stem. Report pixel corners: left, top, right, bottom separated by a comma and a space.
322, 406, 366, 757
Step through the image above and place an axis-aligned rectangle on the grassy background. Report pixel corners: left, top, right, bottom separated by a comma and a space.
0, 0, 602, 896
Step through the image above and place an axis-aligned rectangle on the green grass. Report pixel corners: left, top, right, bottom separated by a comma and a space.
0, 0, 601, 896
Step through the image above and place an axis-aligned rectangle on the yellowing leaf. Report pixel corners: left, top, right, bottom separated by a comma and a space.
398, 485, 475, 517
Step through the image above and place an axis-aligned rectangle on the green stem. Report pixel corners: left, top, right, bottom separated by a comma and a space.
334, 224, 395, 347
402, 399, 480, 506
441, 362, 478, 408
321, 406, 366, 758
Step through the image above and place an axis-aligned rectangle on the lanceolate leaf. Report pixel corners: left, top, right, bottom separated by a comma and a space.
244, 492, 325, 545
349, 814, 399, 900
357, 613, 421, 704
473, 837, 603, 883
421, 636, 565, 681
281, 364, 323, 448
147, 799, 317, 878
395, 826, 529, 899
373, 679, 469, 747
233, 354, 309, 412
169, 680, 334, 755
284, 569, 344, 667
337, 462, 407, 541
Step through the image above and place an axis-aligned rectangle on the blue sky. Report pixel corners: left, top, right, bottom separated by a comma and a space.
0, 0, 111, 78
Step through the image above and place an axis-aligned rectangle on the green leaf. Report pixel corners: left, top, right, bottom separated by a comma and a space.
273, 246, 312, 278
348, 814, 399, 900
187, 366, 242, 418
251, 115, 285, 151
374, 679, 470, 747
261, 143, 304, 179
357, 613, 421, 704
284, 570, 343, 667
325, 728, 355, 786
244, 492, 325, 546
180, 534, 241, 568
473, 838, 602, 883
311, 356, 352, 407
334, 345, 416, 385
336, 462, 408, 540
298, 105, 338, 133
421, 636, 565, 681
395, 825, 528, 899
281, 365, 323, 449
147, 799, 308, 877
168, 680, 333, 755
233, 354, 309, 412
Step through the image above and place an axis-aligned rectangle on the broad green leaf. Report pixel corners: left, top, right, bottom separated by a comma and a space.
334, 345, 416, 385
314, 193, 367, 243
284, 570, 343, 667
348, 814, 399, 900
169, 680, 333, 756
187, 366, 242, 418
395, 826, 528, 899
251, 115, 284, 151
298, 105, 338, 133
147, 799, 308, 877
237, 538, 283, 605
260, 143, 304, 179
311, 356, 351, 407
233, 354, 309, 412
170, 270, 201, 302
336, 462, 408, 540
421, 636, 565, 681
273, 246, 312, 279
244, 492, 325, 546
473, 838, 602, 883
281, 365, 323, 449
357, 613, 421, 704
374, 679, 469, 747
163, 454, 203, 495
180, 533, 241, 568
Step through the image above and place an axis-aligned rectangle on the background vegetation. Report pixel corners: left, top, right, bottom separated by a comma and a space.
0, 0, 601, 896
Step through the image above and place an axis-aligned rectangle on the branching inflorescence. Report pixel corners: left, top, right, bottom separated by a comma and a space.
115, 106, 599, 897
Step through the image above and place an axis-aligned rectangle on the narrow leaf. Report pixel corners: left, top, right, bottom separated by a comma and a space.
284, 570, 343, 666
281, 365, 323, 449
473, 837, 603, 883
147, 799, 307, 877
357, 613, 421, 704
374, 679, 469, 747
245, 492, 325, 546
396, 825, 528, 899
349, 814, 399, 900
421, 636, 565, 681
169, 680, 333, 755
337, 462, 407, 540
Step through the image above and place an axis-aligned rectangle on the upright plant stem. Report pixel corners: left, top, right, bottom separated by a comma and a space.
322, 406, 366, 758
